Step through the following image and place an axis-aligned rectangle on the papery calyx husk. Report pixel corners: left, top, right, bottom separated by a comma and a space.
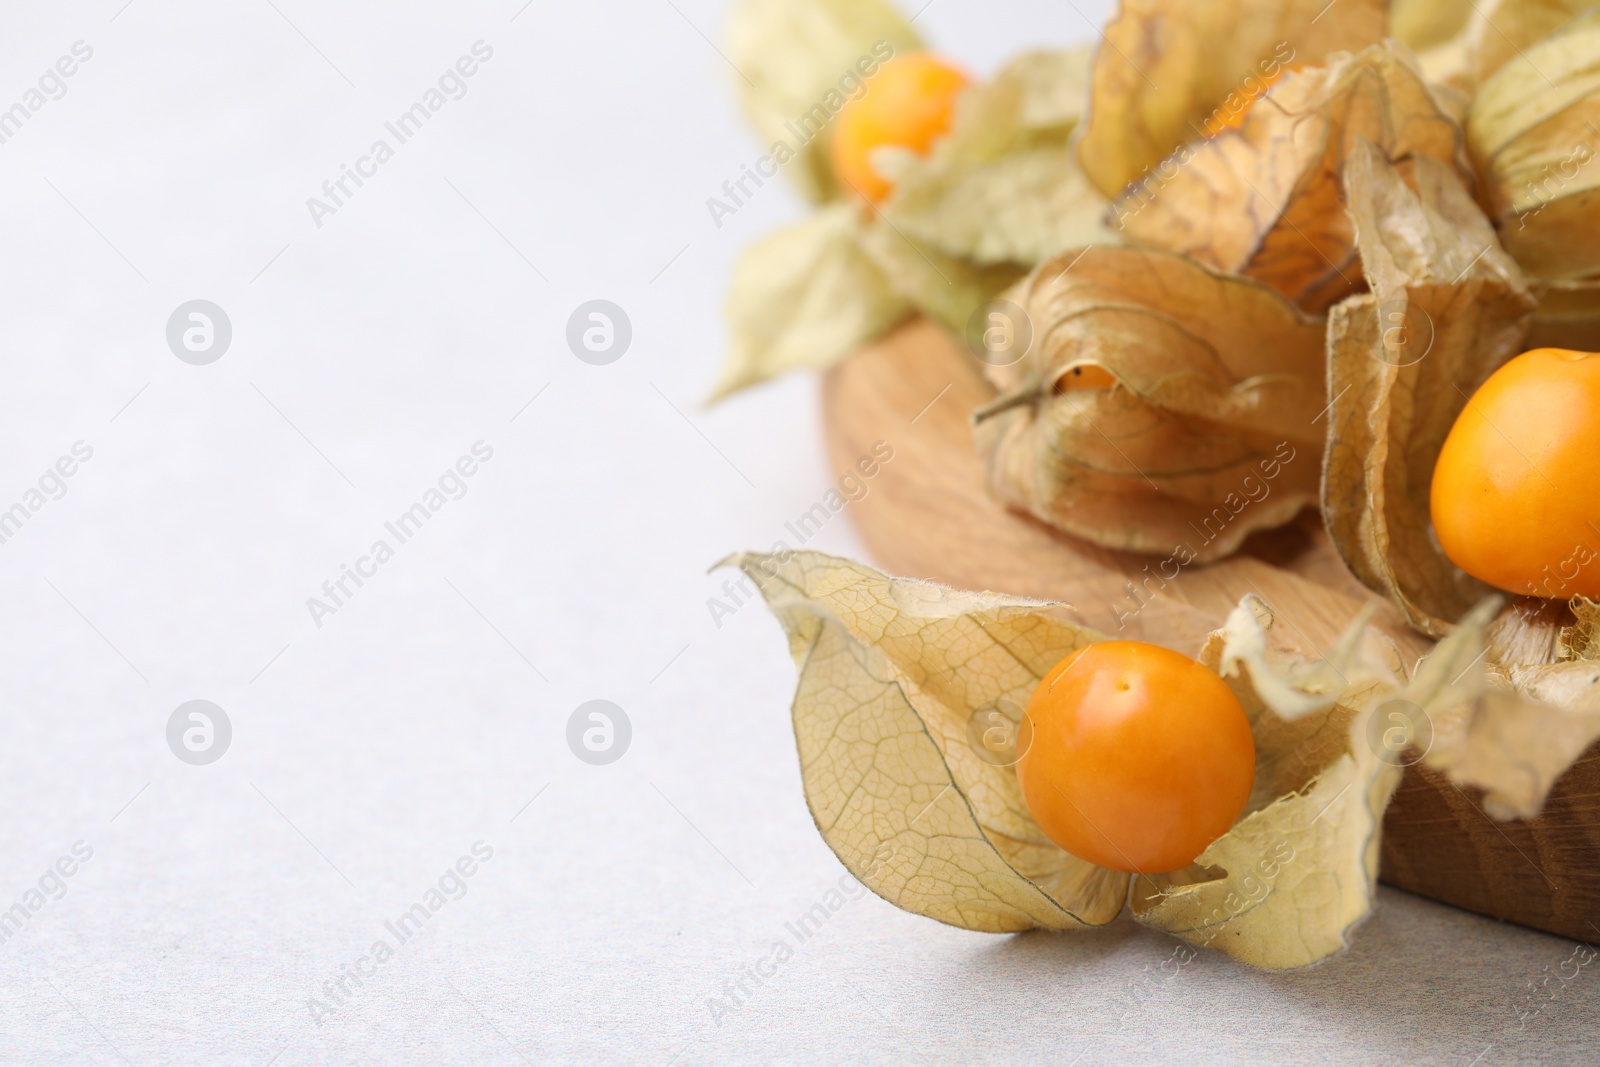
729, 549, 1561, 968
715, 30, 1120, 395
726, 0, 921, 204
1132, 597, 1411, 968
855, 215, 1028, 336
711, 203, 909, 402
880, 47, 1121, 267
725, 549, 1130, 933
861, 46, 1121, 334
1075, 0, 1388, 198
1113, 42, 1473, 314
1467, 7, 1600, 280
1428, 598, 1600, 820
972, 246, 1326, 563
1458, 0, 1597, 87
1321, 141, 1536, 636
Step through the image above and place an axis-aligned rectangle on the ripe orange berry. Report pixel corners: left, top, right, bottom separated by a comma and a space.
1055, 364, 1118, 392
1014, 642, 1256, 874
1431, 348, 1600, 600
829, 53, 969, 204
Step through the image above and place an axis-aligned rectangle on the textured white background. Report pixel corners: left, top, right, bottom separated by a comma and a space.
0, 1, 1594, 1064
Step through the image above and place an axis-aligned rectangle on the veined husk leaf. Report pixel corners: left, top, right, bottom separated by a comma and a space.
1133, 597, 1414, 968
881, 48, 1121, 266
1467, 8, 1600, 280
711, 203, 909, 402
1321, 142, 1535, 636
734, 551, 1580, 967
1114, 43, 1473, 315
973, 246, 1326, 563
725, 549, 1131, 931
856, 218, 1025, 335
1075, 0, 1387, 198
1136, 593, 1592, 963
726, 0, 922, 204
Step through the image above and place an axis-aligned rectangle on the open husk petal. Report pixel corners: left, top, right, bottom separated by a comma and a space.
1075, 0, 1387, 198
1419, 599, 1600, 820
1114, 43, 1473, 315
856, 218, 1025, 335
711, 203, 909, 402
881, 48, 1121, 266
735, 551, 1597, 966
726, 550, 1130, 931
1132, 598, 1409, 969
726, 0, 921, 204
973, 246, 1326, 563
1321, 141, 1536, 636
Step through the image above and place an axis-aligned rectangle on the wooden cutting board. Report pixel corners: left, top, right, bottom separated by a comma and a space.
821, 317, 1600, 943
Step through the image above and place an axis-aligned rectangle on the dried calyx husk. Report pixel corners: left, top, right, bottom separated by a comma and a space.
1443, 597, 1600, 820
1467, 8, 1600, 282
878, 48, 1118, 266
727, 0, 923, 205
728, 549, 1588, 968
1074, 0, 1387, 199
1298, 44, 1600, 820
712, 203, 913, 403
971, 246, 1325, 563
1321, 141, 1535, 637
712, 0, 1115, 402
1113, 42, 1473, 315
1457, 0, 1597, 88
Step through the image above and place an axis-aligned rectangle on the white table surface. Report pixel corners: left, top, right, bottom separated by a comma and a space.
0, 1, 1594, 1064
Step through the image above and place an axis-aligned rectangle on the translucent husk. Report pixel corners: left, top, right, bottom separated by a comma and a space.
972, 246, 1326, 563
1075, 0, 1387, 198
714, 11, 1117, 399
1112, 43, 1474, 315
1466, 8, 1600, 280
1321, 142, 1534, 636
731, 550, 1594, 968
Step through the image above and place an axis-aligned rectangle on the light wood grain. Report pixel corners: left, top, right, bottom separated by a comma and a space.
822, 317, 1600, 942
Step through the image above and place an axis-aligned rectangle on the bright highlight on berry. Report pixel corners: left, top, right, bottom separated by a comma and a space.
1014, 641, 1256, 874
829, 53, 969, 203
1431, 348, 1600, 600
